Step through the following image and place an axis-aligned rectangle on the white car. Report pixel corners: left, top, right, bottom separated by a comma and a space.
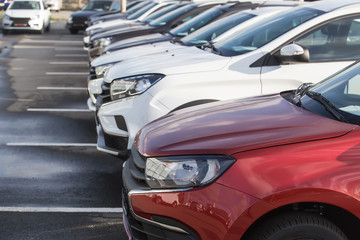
88, 6, 291, 110
2, 0, 51, 34
45, 0, 60, 11
98, 0, 360, 156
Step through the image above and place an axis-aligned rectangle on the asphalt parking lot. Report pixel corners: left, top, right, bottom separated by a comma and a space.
0, 18, 128, 239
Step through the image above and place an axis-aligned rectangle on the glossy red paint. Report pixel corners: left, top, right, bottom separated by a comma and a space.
130, 94, 360, 239
137, 94, 355, 157
130, 183, 275, 240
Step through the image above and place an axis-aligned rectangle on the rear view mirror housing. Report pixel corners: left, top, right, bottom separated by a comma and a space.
276, 44, 310, 64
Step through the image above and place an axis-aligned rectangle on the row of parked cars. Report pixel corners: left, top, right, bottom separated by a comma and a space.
77, 0, 360, 239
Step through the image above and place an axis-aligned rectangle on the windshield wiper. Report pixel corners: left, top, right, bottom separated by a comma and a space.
305, 90, 347, 122
201, 42, 222, 55
293, 82, 313, 105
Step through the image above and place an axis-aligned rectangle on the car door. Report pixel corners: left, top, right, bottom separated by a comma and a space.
260, 15, 360, 94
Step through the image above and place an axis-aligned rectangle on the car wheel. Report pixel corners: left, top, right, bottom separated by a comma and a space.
2, 29, 8, 35
45, 22, 50, 32
37, 25, 45, 34
70, 29, 78, 34
246, 213, 348, 240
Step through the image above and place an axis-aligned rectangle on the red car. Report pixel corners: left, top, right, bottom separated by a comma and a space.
122, 61, 360, 240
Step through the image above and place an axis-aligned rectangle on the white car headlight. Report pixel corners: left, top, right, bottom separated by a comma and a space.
83, 35, 90, 44
3, 14, 10, 21
110, 74, 164, 100
31, 14, 40, 20
95, 63, 113, 78
93, 37, 111, 47
88, 78, 104, 104
145, 155, 235, 189
67, 16, 73, 23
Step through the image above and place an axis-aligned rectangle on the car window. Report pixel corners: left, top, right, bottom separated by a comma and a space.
294, 16, 360, 62
82, 1, 112, 11
10, 1, 40, 9
215, 7, 324, 57
110, 1, 119, 11
302, 62, 360, 124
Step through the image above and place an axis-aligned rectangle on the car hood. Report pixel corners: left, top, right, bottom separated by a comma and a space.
6, 10, 42, 18
92, 24, 154, 41
136, 94, 356, 157
104, 46, 230, 82
104, 33, 172, 52
92, 41, 188, 67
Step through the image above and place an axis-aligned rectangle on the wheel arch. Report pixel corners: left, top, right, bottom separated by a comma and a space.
238, 189, 360, 240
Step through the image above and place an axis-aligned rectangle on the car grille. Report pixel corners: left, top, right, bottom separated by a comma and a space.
103, 131, 128, 152
72, 16, 87, 24
10, 17, 30, 24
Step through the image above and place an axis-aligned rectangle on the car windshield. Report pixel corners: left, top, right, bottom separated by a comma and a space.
296, 62, 360, 125
127, 2, 157, 20
181, 11, 255, 46
82, 1, 112, 11
215, 7, 324, 57
10, 1, 40, 9
126, 1, 152, 15
140, 4, 180, 23
169, 6, 225, 38
149, 4, 196, 27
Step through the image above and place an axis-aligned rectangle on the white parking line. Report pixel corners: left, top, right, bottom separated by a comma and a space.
37, 87, 87, 91
46, 72, 88, 75
55, 54, 87, 57
6, 142, 97, 147
55, 48, 84, 51
27, 108, 92, 112
0, 207, 123, 213
49, 62, 88, 65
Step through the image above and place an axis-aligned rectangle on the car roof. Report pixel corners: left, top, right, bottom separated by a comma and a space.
308, 0, 360, 12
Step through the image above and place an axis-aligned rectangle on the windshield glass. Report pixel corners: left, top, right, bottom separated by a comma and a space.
82, 1, 112, 11
181, 11, 255, 46
149, 4, 196, 27
215, 7, 324, 57
298, 62, 360, 125
170, 6, 225, 37
10, 1, 40, 9
125, 0, 151, 14
127, 2, 157, 20
141, 4, 180, 23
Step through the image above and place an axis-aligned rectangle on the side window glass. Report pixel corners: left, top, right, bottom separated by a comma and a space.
110, 2, 119, 11
345, 74, 360, 95
294, 16, 360, 62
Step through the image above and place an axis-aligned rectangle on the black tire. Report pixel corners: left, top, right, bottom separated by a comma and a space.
69, 29, 78, 34
45, 22, 50, 32
37, 25, 44, 34
246, 213, 348, 240
2, 29, 8, 35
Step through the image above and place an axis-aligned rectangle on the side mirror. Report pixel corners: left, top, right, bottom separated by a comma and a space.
276, 44, 310, 64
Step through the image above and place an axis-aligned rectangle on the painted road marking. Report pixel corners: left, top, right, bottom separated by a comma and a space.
55, 54, 87, 57
0, 207, 123, 213
46, 72, 88, 75
6, 142, 97, 147
27, 108, 92, 112
49, 62, 88, 65
37, 87, 87, 91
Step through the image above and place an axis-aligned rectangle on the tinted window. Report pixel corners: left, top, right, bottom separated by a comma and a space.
181, 11, 255, 46
127, 2, 157, 20
82, 1, 112, 11
294, 16, 360, 62
170, 7, 225, 37
10, 1, 40, 9
216, 7, 324, 56
141, 4, 180, 23
149, 4, 196, 27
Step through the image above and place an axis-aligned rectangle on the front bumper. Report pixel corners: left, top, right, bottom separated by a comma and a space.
122, 148, 265, 240
97, 92, 170, 152
2, 17, 44, 31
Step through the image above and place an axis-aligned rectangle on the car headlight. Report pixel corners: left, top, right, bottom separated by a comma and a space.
31, 14, 40, 20
95, 63, 113, 78
110, 74, 164, 101
67, 16, 73, 23
88, 78, 103, 104
93, 37, 111, 47
3, 14, 10, 21
145, 155, 236, 189
83, 35, 90, 44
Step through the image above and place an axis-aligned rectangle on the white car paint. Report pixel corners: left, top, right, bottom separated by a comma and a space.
2, 0, 51, 32
98, 0, 360, 153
